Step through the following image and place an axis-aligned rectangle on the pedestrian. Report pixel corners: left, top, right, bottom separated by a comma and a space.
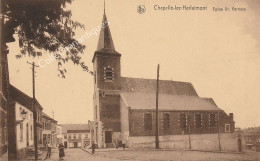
115, 139, 118, 149
58, 143, 65, 160
43, 142, 52, 160
122, 139, 126, 150
91, 141, 95, 154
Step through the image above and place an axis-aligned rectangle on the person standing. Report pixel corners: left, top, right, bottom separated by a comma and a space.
58, 143, 65, 160
115, 139, 118, 149
91, 141, 95, 154
44, 142, 52, 159
122, 139, 126, 150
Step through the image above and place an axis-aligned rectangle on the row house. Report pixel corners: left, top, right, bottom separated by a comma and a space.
0, 44, 9, 161
8, 85, 43, 160
244, 128, 260, 151
61, 124, 92, 148
56, 125, 63, 145
42, 112, 58, 147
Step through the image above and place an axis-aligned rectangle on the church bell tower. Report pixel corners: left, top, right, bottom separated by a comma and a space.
92, 3, 122, 148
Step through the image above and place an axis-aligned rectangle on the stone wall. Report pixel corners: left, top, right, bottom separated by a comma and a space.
128, 133, 244, 152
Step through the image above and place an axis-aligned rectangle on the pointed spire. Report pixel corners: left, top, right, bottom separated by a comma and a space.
96, 2, 117, 53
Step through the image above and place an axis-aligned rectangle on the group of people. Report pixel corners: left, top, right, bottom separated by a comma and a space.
43, 142, 65, 160
114, 139, 126, 149
42, 139, 125, 160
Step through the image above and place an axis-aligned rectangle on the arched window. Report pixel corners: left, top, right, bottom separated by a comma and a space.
209, 113, 216, 127
195, 113, 202, 128
163, 113, 170, 130
179, 113, 187, 128
144, 113, 152, 130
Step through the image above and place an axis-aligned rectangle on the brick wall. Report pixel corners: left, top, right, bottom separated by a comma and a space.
100, 95, 121, 132
129, 110, 235, 136
94, 52, 121, 91
0, 44, 9, 160
7, 101, 17, 160
0, 96, 8, 159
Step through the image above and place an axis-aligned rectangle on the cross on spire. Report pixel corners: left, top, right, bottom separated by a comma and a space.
104, 0, 106, 14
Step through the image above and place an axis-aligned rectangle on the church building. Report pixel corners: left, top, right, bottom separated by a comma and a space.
92, 8, 242, 152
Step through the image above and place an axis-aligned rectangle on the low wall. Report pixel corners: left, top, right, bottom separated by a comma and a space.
129, 133, 243, 152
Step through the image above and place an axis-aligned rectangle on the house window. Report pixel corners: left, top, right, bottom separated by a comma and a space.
20, 123, 23, 142
95, 106, 98, 119
94, 71, 96, 84
73, 134, 76, 139
179, 113, 187, 128
78, 134, 81, 139
144, 113, 152, 130
64, 134, 67, 139
85, 134, 88, 138
104, 66, 114, 81
30, 125, 33, 140
225, 124, 230, 132
163, 113, 170, 130
209, 113, 216, 127
68, 134, 71, 139
195, 113, 202, 128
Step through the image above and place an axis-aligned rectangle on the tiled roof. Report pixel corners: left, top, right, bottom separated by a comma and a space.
120, 91, 221, 111
9, 85, 43, 111
60, 124, 91, 133
121, 77, 198, 96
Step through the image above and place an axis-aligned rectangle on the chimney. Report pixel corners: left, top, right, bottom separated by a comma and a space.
229, 113, 233, 121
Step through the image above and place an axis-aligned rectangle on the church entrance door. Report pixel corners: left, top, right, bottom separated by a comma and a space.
105, 131, 112, 143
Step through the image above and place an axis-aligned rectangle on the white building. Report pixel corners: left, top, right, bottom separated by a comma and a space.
15, 104, 34, 152
8, 85, 36, 160
56, 125, 63, 145
61, 124, 92, 149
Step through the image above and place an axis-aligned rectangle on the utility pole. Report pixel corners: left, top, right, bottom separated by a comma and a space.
27, 61, 39, 160
155, 64, 160, 149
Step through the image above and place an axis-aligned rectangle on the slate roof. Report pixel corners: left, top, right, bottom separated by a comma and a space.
9, 85, 43, 111
121, 77, 198, 96
60, 124, 91, 134
42, 112, 57, 122
120, 92, 221, 111
96, 11, 117, 54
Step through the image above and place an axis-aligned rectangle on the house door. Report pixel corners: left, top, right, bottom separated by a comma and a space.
64, 141, 67, 148
74, 142, 78, 148
105, 131, 112, 143
43, 134, 47, 147
26, 123, 29, 146
238, 138, 242, 152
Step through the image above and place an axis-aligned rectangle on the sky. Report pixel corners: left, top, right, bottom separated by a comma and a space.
7, 0, 260, 128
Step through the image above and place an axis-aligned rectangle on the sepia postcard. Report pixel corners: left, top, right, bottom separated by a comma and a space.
0, 0, 259, 160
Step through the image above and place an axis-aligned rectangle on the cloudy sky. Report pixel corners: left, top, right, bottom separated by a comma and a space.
8, 0, 260, 128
